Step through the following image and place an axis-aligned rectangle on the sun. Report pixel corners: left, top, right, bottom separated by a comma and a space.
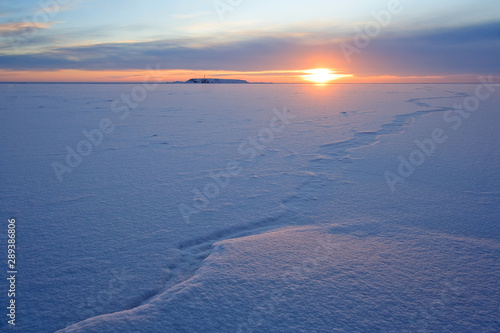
302, 68, 352, 83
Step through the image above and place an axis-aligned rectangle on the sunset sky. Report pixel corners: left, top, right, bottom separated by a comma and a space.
0, 0, 499, 82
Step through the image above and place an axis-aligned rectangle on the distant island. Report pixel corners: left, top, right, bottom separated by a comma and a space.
169, 78, 272, 84
179, 78, 249, 84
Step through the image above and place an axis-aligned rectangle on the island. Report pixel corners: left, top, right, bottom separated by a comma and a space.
183, 78, 249, 84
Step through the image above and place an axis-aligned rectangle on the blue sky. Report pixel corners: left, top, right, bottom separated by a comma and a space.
0, 0, 499, 82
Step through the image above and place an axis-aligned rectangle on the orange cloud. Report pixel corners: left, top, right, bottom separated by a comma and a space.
0, 22, 52, 35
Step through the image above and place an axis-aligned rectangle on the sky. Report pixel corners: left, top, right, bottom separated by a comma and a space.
0, 0, 499, 82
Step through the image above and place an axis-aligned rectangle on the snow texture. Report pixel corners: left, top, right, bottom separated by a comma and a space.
0, 83, 499, 332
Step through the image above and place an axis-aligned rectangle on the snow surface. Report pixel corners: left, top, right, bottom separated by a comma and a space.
0, 83, 499, 332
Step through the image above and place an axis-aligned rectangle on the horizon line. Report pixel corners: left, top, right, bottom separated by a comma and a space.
0, 82, 496, 84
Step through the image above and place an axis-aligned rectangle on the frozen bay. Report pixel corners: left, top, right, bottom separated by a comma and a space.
1, 83, 499, 332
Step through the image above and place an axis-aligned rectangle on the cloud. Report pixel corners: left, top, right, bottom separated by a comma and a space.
347, 20, 500, 76
0, 21, 498, 77
0, 22, 52, 36
0, 0, 78, 40
35, 1, 76, 14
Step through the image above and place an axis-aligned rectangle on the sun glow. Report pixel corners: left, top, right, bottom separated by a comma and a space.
302, 68, 352, 83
